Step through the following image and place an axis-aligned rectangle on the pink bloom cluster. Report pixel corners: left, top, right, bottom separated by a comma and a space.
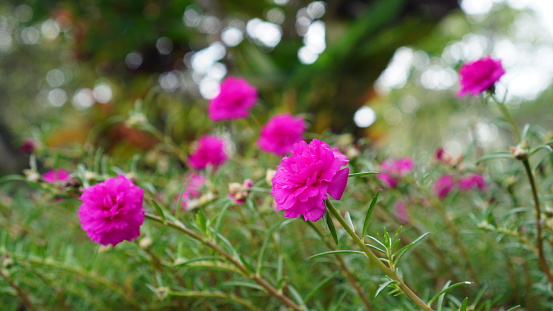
208, 77, 257, 121
257, 113, 306, 156
457, 56, 505, 97
77, 175, 145, 246
181, 173, 205, 210
459, 174, 486, 191
272, 139, 349, 222
43, 168, 71, 183
377, 158, 414, 188
432, 173, 487, 199
188, 135, 229, 170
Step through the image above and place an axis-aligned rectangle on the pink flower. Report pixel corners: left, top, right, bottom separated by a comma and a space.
377, 158, 414, 188
188, 136, 229, 170
377, 173, 400, 189
257, 114, 306, 156
181, 173, 205, 210
435, 148, 447, 162
43, 169, 71, 183
459, 174, 486, 191
432, 175, 456, 199
271, 139, 349, 222
457, 56, 505, 97
20, 139, 36, 154
77, 175, 145, 246
208, 77, 257, 121
395, 201, 409, 224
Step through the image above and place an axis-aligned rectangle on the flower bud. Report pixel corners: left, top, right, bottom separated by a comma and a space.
139, 237, 153, 249
510, 143, 528, 160
265, 169, 277, 186
23, 169, 40, 183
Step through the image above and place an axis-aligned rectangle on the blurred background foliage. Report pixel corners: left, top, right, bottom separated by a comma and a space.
0, 0, 552, 174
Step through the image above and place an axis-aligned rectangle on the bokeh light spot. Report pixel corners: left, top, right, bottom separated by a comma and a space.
354, 106, 377, 128
93, 83, 113, 104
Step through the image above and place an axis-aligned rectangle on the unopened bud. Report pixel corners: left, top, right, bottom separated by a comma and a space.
228, 182, 242, 193
266, 169, 277, 186
98, 245, 111, 253
125, 112, 147, 128
510, 144, 528, 160
85, 171, 97, 181
139, 237, 153, 249
23, 169, 40, 183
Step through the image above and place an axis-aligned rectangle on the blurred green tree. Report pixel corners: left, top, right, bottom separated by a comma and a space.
0, 0, 459, 173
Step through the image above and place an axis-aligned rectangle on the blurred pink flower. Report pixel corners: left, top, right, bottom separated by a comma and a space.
188, 136, 229, 170
257, 113, 306, 156
395, 201, 409, 224
377, 157, 414, 188
457, 56, 505, 97
181, 173, 205, 210
42, 169, 71, 183
20, 139, 36, 154
459, 174, 487, 191
432, 175, 456, 199
434, 148, 448, 163
78, 175, 145, 246
272, 139, 349, 222
377, 173, 400, 188
208, 77, 257, 121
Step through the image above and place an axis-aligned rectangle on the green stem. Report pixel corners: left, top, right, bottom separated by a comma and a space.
145, 213, 304, 311
410, 183, 479, 283
491, 95, 521, 142
324, 200, 433, 311
142, 246, 189, 288
169, 290, 263, 311
429, 197, 479, 283
521, 159, 553, 287
373, 210, 437, 276
11, 254, 141, 310
141, 123, 189, 165
307, 222, 375, 311
1, 271, 39, 311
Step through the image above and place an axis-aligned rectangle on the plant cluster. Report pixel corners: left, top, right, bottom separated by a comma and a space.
1, 55, 552, 311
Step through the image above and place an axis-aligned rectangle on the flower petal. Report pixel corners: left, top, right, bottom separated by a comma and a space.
327, 167, 349, 200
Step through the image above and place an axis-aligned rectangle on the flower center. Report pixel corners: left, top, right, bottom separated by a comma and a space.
102, 195, 118, 210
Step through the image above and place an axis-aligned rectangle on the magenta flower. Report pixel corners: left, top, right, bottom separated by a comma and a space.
459, 174, 486, 191
77, 175, 145, 246
271, 139, 349, 222
43, 168, 71, 183
257, 114, 306, 156
208, 77, 257, 121
432, 175, 456, 199
181, 173, 205, 210
434, 148, 447, 163
20, 139, 36, 154
188, 136, 229, 170
377, 157, 414, 188
457, 56, 505, 97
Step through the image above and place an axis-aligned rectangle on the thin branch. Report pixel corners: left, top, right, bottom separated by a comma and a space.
324, 200, 433, 311
145, 213, 304, 311
521, 158, 553, 287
